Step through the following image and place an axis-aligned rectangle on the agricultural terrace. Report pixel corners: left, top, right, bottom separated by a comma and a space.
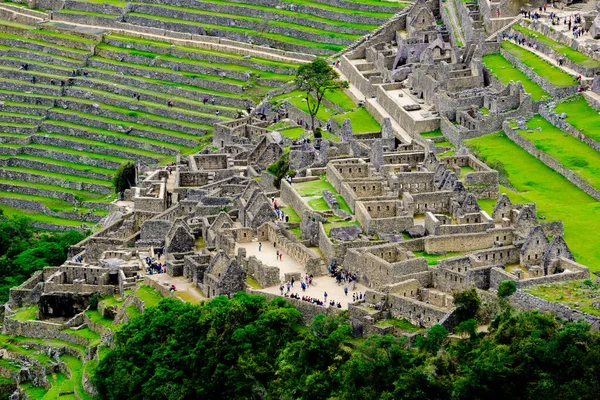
482, 53, 550, 101
466, 131, 600, 272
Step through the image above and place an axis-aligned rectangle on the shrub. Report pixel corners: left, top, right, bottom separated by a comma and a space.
497, 280, 517, 298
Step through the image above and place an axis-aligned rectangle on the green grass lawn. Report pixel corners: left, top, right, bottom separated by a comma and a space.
501, 41, 575, 88
420, 129, 443, 138
293, 176, 337, 197
524, 280, 600, 316
11, 305, 38, 321
374, 317, 422, 332
134, 285, 164, 308
63, 327, 102, 347
513, 24, 600, 69
279, 206, 301, 223
323, 218, 361, 236
85, 309, 114, 328
0, 178, 114, 203
466, 131, 600, 271
514, 115, 600, 191
482, 53, 550, 101
0, 204, 84, 227
554, 95, 600, 144
323, 89, 356, 112
332, 108, 381, 133
308, 197, 330, 211
280, 127, 305, 140
412, 251, 464, 265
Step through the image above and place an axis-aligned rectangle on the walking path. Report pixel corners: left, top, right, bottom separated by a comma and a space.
445, 0, 466, 46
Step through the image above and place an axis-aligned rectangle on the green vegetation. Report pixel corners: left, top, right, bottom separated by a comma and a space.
420, 128, 443, 138
555, 95, 600, 144
133, 285, 164, 308
501, 41, 575, 87
412, 250, 464, 265
525, 280, 600, 316
331, 108, 381, 133
514, 115, 600, 191
296, 59, 349, 131
279, 206, 301, 223
0, 212, 86, 301
11, 305, 38, 321
482, 53, 550, 101
374, 317, 422, 332
92, 292, 600, 399
64, 327, 102, 346
512, 24, 600, 69
266, 152, 290, 189
113, 162, 136, 194
466, 131, 600, 271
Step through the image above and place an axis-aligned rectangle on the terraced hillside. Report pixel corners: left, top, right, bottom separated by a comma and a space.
1, 283, 164, 399
476, 23, 600, 271
3, 0, 409, 55
0, 20, 299, 230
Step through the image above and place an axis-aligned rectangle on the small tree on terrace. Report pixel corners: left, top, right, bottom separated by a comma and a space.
113, 162, 136, 194
295, 59, 348, 132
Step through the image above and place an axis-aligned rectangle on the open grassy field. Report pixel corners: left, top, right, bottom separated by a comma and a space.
513, 115, 600, 191
524, 279, 600, 316
466, 131, 600, 271
514, 23, 600, 69
482, 53, 550, 101
501, 41, 576, 88
554, 95, 600, 144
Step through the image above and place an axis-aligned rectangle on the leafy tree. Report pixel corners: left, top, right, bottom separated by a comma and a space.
453, 287, 481, 323
266, 152, 289, 189
416, 324, 448, 353
497, 280, 517, 298
113, 162, 136, 194
295, 59, 348, 131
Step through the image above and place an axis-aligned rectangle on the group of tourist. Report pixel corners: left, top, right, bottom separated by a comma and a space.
145, 255, 167, 275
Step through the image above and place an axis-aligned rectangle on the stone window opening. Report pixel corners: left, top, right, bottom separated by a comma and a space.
558, 249, 561, 255
528, 255, 531, 261
496, 236, 499, 241
536, 239, 539, 245
503, 235, 507, 240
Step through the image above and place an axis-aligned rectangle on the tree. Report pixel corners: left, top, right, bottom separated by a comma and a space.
295, 59, 348, 132
497, 280, 517, 298
453, 287, 481, 323
113, 162, 136, 194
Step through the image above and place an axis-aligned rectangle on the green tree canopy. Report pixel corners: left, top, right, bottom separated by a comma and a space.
453, 287, 481, 323
296, 59, 348, 132
497, 280, 517, 298
113, 162, 136, 194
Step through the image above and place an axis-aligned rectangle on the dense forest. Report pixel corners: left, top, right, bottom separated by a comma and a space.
94, 292, 600, 400
0, 211, 86, 302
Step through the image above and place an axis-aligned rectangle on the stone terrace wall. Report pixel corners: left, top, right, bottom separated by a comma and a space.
503, 121, 600, 201
511, 289, 600, 329
500, 43, 578, 99
539, 101, 600, 153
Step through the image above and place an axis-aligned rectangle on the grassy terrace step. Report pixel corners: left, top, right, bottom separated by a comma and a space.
82, 65, 247, 99
514, 23, 600, 69
96, 43, 293, 82
126, 12, 346, 53
0, 204, 88, 227
0, 110, 45, 121
67, 86, 237, 117
0, 20, 98, 45
34, 130, 168, 161
23, 143, 131, 164
0, 153, 115, 176
501, 41, 576, 87
104, 33, 300, 70
47, 108, 204, 145
88, 55, 250, 88
130, 3, 364, 39
554, 95, 600, 144
0, 32, 89, 55
56, 96, 216, 131
0, 165, 112, 187
0, 44, 83, 65
278, 0, 398, 17
134, 0, 380, 30
483, 53, 550, 101
0, 190, 107, 214
467, 131, 600, 271
512, 115, 600, 191
0, 178, 113, 202
0, 55, 76, 74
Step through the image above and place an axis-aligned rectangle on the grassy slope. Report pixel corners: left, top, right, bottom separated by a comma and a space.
466, 131, 600, 271
554, 95, 600, 144
482, 53, 550, 101
514, 115, 600, 190
501, 41, 575, 88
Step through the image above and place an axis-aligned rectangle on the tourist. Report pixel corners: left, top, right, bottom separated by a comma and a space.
291, 276, 295, 287
344, 286, 348, 296
337, 302, 342, 308
31, 76, 36, 84
324, 291, 327, 302
169, 285, 176, 292
216, 110, 220, 117
280, 284, 284, 295
211, 97, 215, 105
496, 8, 500, 17
276, 250, 279, 260
258, 242, 262, 252
279, 252, 283, 261
286, 281, 291, 292
301, 281, 306, 292
353, 293, 356, 301
359, 292, 363, 300
168, 100, 173, 108
203, 96, 208, 104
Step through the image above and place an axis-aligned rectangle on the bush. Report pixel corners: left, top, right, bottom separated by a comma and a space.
113, 162, 136, 194
498, 280, 517, 298
266, 152, 289, 189
453, 287, 481, 323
